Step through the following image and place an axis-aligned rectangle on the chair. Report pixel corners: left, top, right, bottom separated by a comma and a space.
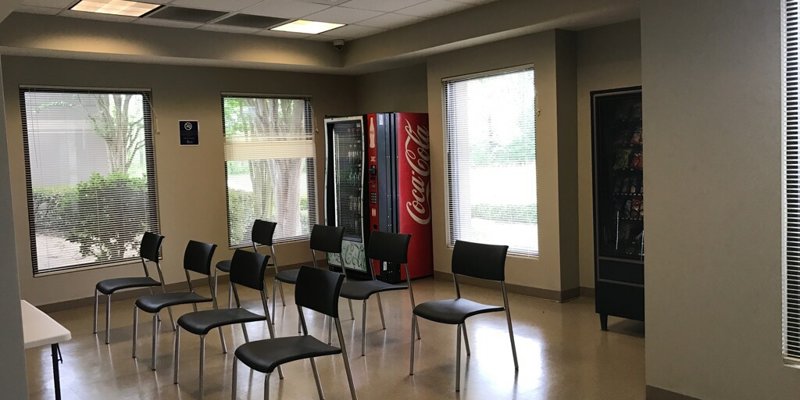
93, 231, 169, 344
215, 220, 284, 316
132, 240, 218, 371
232, 266, 357, 400
272, 224, 344, 324
339, 230, 417, 356
174, 249, 280, 397
409, 240, 519, 392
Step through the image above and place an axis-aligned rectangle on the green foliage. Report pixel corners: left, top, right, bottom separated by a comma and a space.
471, 203, 538, 224
228, 189, 255, 245
61, 173, 149, 262
31, 186, 77, 235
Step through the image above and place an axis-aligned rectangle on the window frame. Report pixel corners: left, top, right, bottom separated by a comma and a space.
220, 94, 318, 248
20, 86, 160, 276
442, 65, 538, 257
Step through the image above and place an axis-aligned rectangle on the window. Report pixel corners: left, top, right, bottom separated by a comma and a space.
20, 88, 159, 275
444, 67, 537, 255
222, 96, 317, 246
784, 0, 800, 364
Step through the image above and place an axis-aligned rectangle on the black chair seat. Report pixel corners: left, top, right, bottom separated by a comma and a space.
216, 259, 231, 273
135, 292, 211, 313
178, 308, 265, 335
413, 298, 504, 325
96, 277, 160, 295
235, 335, 341, 374
275, 268, 301, 284
340, 279, 407, 300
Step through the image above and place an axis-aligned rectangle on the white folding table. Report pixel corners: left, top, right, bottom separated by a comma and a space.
21, 300, 71, 400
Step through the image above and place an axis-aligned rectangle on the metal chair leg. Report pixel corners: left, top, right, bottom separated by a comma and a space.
376, 293, 386, 329
348, 299, 354, 320
173, 327, 181, 384
456, 323, 462, 392
105, 295, 112, 344
199, 335, 206, 397
132, 306, 139, 358
231, 357, 238, 400
335, 318, 358, 400
409, 315, 416, 375
219, 327, 228, 354
92, 290, 98, 334
151, 313, 158, 370
361, 300, 367, 356
505, 309, 519, 371
462, 322, 471, 356
309, 358, 324, 400
271, 279, 277, 325
264, 372, 271, 400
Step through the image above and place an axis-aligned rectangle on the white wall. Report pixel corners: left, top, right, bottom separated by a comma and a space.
0, 56, 29, 399
642, 0, 800, 398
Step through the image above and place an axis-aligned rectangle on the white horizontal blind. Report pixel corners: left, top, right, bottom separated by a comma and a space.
20, 88, 159, 275
784, 0, 800, 363
222, 96, 317, 247
444, 67, 538, 255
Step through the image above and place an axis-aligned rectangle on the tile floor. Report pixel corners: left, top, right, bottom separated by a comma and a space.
25, 277, 644, 399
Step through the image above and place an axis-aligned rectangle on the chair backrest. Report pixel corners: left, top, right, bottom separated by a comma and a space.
367, 231, 411, 264
183, 240, 217, 276
229, 249, 270, 291
451, 240, 509, 282
309, 224, 344, 253
251, 219, 277, 247
295, 266, 344, 318
140, 231, 164, 263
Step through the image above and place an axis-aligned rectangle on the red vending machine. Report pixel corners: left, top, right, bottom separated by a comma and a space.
324, 113, 432, 281
366, 112, 432, 280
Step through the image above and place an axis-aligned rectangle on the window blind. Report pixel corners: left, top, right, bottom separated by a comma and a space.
20, 88, 160, 275
444, 67, 538, 256
222, 96, 317, 247
785, 0, 800, 363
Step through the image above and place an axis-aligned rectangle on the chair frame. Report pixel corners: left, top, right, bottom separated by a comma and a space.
214, 220, 284, 316
273, 224, 346, 331
132, 240, 220, 371
409, 240, 519, 392
175, 249, 282, 397
339, 230, 419, 356
232, 266, 357, 400
93, 231, 172, 344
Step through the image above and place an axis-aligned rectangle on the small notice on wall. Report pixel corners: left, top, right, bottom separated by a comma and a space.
179, 120, 199, 145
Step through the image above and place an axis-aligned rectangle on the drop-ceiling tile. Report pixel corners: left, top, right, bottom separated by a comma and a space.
338, 0, 426, 13
358, 12, 422, 29
242, 1, 329, 19
258, 29, 311, 39
304, 6, 382, 24
169, 0, 262, 12
324, 23, 382, 39
397, 0, 469, 18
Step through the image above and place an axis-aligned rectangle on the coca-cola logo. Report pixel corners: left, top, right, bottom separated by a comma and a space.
404, 120, 431, 225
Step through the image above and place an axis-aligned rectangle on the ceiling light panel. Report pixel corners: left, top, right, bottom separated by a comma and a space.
271, 19, 344, 34
71, 0, 160, 17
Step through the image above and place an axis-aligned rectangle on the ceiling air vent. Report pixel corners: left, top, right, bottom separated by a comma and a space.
144, 6, 226, 23
214, 14, 289, 29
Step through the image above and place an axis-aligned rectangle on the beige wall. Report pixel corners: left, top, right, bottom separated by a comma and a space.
641, 1, 800, 399
576, 21, 642, 288
426, 30, 577, 293
0, 55, 29, 399
354, 64, 428, 114
2, 56, 356, 306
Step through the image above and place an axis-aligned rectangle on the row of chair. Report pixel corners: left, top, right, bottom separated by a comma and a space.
92, 222, 519, 398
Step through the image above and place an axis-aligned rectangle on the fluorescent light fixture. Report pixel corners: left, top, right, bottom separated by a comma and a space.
71, 0, 160, 17
271, 19, 344, 35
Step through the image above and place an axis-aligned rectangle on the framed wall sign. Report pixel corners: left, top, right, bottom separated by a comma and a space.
179, 120, 199, 145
